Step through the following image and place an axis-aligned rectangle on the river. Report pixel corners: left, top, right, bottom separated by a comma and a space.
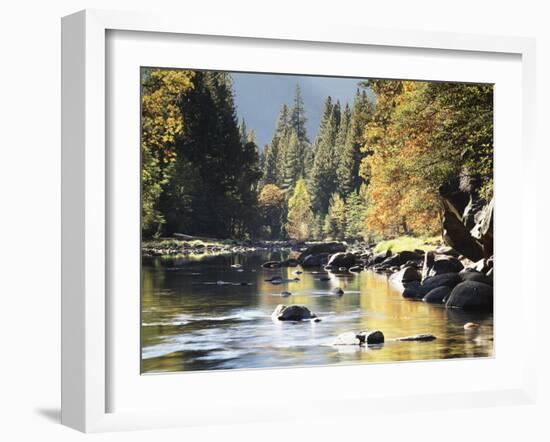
141, 251, 493, 373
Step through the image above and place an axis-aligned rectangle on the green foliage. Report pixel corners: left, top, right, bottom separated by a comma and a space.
323, 193, 347, 240
373, 236, 440, 253
142, 69, 261, 240
337, 90, 373, 197
258, 184, 286, 239
309, 97, 340, 214
360, 80, 493, 237
286, 179, 315, 240
344, 186, 369, 240
141, 68, 194, 236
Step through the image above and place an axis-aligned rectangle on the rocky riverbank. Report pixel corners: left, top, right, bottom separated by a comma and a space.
262, 240, 493, 313
141, 238, 299, 258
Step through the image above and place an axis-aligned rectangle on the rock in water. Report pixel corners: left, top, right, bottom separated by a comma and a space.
326, 252, 356, 269
272, 304, 316, 321
357, 330, 385, 345
396, 334, 436, 342
422, 286, 451, 304
297, 242, 346, 262
422, 273, 462, 291
459, 270, 493, 286
281, 291, 292, 297
446, 281, 493, 311
334, 330, 384, 345
333, 287, 344, 296
390, 266, 421, 285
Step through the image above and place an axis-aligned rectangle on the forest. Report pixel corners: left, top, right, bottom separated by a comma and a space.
141, 68, 493, 244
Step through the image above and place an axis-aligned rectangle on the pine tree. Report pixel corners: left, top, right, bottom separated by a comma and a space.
290, 84, 309, 144
308, 96, 340, 214
281, 130, 301, 190
286, 178, 314, 240
345, 184, 369, 240
261, 143, 278, 185
239, 118, 248, 146
323, 193, 347, 239
337, 90, 373, 196
272, 104, 291, 186
334, 103, 351, 175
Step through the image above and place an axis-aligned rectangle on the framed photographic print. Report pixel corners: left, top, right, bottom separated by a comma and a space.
62, 9, 537, 432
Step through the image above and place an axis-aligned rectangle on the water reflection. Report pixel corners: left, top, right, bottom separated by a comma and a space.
141, 252, 493, 373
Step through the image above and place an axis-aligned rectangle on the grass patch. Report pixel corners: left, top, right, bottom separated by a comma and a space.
373, 235, 441, 254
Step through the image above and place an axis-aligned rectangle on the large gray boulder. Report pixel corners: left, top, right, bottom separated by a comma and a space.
272, 304, 317, 321
439, 174, 493, 261
298, 242, 346, 262
326, 252, 356, 269
445, 281, 493, 311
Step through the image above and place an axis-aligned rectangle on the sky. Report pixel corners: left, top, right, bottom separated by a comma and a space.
231, 72, 368, 149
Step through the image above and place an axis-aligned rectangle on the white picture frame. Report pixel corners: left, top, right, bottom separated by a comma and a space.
61, 9, 537, 433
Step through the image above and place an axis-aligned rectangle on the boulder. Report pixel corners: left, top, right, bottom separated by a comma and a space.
357, 330, 385, 345
334, 330, 385, 346
427, 256, 464, 277
434, 246, 460, 257
422, 286, 451, 304
402, 281, 428, 300
366, 250, 391, 267
445, 281, 493, 311
422, 273, 462, 292
301, 253, 330, 267
390, 266, 421, 286
298, 242, 346, 262
272, 304, 317, 321
333, 287, 344, 296
326, 252, 356, 269
459, 270, 493, 286
380, 250, 423, 268
439, 175, 493, 261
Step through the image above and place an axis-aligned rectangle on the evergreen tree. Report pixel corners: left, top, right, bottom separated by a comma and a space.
323, 193, 347, 239
290, 84, 309, 143
333, 103, 351, 174
337, 90, 373, 196
239, 118, 248, 146
281, 130, 301, 190
286, 178, 314, 240
308, 97, 340, 214
272, 104, 291, 186
261, 143, 278, 186
345, 185, 369, 240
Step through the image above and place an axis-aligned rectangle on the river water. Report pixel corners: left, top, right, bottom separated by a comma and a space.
141, 251, 493, 373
